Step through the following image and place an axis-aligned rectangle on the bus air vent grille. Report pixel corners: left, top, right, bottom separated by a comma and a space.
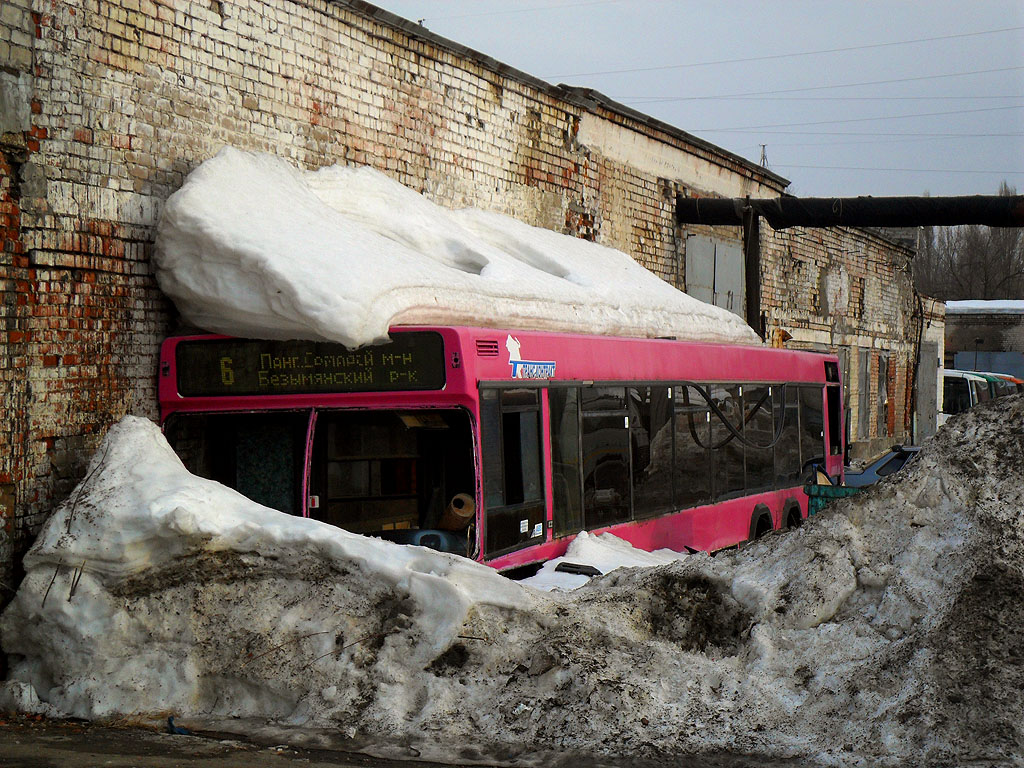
476, 339, 500, 357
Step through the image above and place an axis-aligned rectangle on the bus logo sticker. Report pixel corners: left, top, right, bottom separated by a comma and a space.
520, 519, 529, 534
506, 335, 556, 379
531, 523, 543, 538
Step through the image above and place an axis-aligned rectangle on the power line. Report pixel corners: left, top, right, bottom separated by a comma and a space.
544, 25, 1024, 79
695, 104, 1024, 132
707, 129, 1024, 137
614, 65, 1024, 104
772, 164, 1024, 175
417, 0, 618, 24
623, 94, 1024, 103
740, 133, 1021, 150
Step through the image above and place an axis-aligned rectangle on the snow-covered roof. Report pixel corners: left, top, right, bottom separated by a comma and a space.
945, 299, 1024, 315
154, 148, 760, 348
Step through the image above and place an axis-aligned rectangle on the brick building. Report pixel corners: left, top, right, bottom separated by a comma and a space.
0, 0, 922, 591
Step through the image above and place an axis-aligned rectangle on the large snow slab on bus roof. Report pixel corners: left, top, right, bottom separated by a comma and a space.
154, 148, 760, 347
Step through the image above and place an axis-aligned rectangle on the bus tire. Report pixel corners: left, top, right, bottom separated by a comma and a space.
784, 501, 803, 529
749, 505, 774, 541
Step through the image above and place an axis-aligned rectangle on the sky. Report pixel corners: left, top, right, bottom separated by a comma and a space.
370, 0, 1024, 198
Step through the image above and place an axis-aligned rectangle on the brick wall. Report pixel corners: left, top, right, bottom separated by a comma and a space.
760, 224, 917, 457
1, 0, 35, 596
0, 0, 918, 590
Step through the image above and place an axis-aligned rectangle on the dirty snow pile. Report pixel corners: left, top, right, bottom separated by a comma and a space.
4, 396, 1024, 766
154, 147, 759, 348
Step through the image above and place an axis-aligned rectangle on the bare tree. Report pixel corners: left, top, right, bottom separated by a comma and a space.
914, 182, 1024, 300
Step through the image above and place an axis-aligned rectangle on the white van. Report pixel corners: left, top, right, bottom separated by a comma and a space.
939, 370, 992, 426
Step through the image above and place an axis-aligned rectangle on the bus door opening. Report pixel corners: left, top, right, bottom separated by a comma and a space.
307, 410, 475, 555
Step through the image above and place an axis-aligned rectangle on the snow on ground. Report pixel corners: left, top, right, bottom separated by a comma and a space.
153, 148, 759, 348
3, 396, 1024, 766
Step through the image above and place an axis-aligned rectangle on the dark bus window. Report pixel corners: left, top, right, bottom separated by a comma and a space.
630, 386, 673, 518
164, 411, 309, 515
582, 387, 631, 528
774, 385, 802, 487
480, 387, 545, 556
744, 385, 775, 493
309, 409, 474, 538
481, 390, 504, 507
673, 385, 711, 509
582, 386, 627, 412
942, 377, 971, 415
826, 385, 842, 456
800, 386, 825, 476
550, 387, 584, 537
709, 384, 745, 500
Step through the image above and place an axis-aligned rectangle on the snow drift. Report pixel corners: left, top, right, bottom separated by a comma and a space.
3, 396, 1024, 766
153, 148, 759, 348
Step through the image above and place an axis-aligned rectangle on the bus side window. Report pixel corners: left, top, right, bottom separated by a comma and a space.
549, 387, 583, 537
481, 387, 545, 556
673, 385, 711, 509
710, 384, 745, 500
826, 385, 842, 456
581, 386, 631, 529
799, 386, 826, 477
630, 386, 673, 518
744, 385, 775, 492
774, 386, 802, 486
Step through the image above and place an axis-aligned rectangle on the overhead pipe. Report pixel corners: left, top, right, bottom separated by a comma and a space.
676, 195, 1024, 230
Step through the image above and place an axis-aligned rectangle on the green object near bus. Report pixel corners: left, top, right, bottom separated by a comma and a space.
803, 483, 862, 517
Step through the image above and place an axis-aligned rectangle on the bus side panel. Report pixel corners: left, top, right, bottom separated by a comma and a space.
485, 487, 808, 570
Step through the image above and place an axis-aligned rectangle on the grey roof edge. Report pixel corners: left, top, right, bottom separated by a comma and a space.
945, 304, 1024, 315
334, 1, 790, 189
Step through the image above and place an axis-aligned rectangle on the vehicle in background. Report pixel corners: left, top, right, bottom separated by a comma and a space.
939, 370, 993, 427
996, 374, 1024, 393
977, 372, 1021, 398
158, 326, 845, 572
844, 445, 922, 488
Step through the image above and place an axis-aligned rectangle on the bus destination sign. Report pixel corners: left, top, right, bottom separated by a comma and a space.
175, 333, 446, 396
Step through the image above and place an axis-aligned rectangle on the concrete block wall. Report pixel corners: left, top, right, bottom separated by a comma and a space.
0, 0, 918, 590
945, 313, 1024, 364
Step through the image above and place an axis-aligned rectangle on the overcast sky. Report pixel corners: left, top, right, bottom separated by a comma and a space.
370, 0, 1024, 198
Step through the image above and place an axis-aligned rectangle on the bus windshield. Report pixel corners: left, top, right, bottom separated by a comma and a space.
165, 407, 476, 554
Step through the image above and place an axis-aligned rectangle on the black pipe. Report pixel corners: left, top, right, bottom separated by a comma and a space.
676, 195, 1024, 230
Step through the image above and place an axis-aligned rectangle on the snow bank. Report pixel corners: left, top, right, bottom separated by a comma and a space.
154, 148, 759, 347
4, 396, 1024, 765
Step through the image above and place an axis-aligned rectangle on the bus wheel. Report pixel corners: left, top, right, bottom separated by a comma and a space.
754, 514, 773, 539
786, 508, 803, 529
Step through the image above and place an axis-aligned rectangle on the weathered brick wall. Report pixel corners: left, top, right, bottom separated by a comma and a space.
1, 0, 36, 595
761, 225, 917, 457
0, 0, 917, 590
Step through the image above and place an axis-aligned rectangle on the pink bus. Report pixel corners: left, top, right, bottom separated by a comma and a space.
159, 326, 844, 573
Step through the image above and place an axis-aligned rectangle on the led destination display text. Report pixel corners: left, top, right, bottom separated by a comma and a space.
175, 333, 446, 396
